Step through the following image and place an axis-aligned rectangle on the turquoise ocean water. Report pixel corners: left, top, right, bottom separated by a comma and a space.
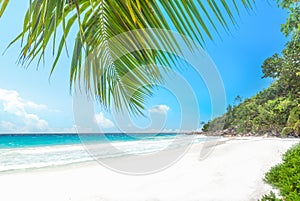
0, 133, 213, 173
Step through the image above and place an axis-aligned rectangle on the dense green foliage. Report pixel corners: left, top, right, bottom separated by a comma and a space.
277, 0, 300, 37
203, 0, 300, 136
260, 191, 281, 201
259, 142, 300, 201
204, 35, 300, 136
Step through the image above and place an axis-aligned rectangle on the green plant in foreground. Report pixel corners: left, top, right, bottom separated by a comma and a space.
260, 142, 300, 201
259, 191, 281, 201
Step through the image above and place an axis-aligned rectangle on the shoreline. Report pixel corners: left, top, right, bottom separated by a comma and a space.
0, 136, 277, 175
0, 137, 299, 201
191, 129, 300, 139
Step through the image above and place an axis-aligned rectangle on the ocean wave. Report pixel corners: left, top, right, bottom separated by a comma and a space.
0, 134, 215, 172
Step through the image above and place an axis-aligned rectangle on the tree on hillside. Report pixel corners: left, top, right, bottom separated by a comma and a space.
201, 0, 300, 136
216, 34, 299, 135
262, 36, 300, 99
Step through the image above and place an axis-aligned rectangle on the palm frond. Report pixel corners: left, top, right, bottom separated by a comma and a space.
0, 0, 9, 17
3, 0, 255, 115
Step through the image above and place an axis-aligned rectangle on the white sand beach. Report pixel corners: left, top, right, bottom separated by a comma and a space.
0, 137, 299, 201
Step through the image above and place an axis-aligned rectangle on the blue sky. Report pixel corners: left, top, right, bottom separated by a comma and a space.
0, 1, 288, 133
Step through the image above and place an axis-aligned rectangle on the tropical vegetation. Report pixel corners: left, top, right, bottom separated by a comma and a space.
0, 0, 254, 115
203, 1, 300, 137
0, 1, 299, 199
259, 142, 300, 201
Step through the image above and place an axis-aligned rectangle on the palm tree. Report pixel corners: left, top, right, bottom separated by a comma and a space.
0, 0, 254, 115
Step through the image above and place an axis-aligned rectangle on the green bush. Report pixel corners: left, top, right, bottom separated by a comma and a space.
260, 142, 300, 201
259, 191, 281, 201
283, 105, 300, 137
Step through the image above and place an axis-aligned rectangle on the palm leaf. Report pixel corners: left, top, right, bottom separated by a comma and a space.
0, 0, 9, 17
1, 0, 254, 115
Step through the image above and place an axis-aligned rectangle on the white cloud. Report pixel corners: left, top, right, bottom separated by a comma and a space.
0, 88, 49, 132
149, 105, 170, 114
0, 121, 17, 132
94, 112, 114, 128
26, 101, 48, 110
61, 125, 77, 133
23, 113, 49, 131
